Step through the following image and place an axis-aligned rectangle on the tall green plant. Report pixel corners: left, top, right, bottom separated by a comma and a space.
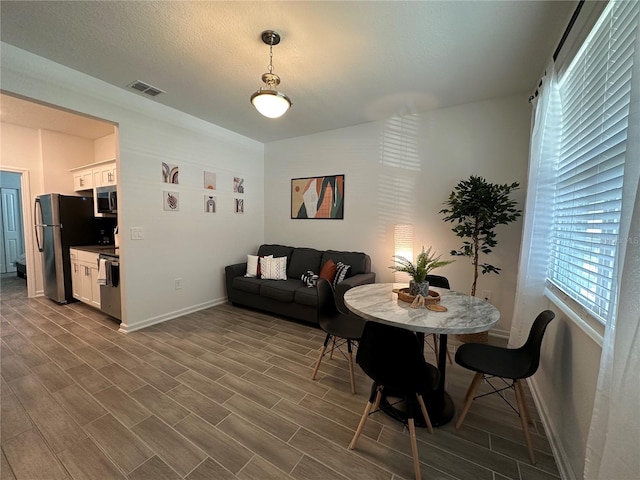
440, 175, 522, 296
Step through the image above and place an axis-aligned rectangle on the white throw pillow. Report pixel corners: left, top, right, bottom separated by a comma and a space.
260, 256, 287, 280
245, 254, 272, 277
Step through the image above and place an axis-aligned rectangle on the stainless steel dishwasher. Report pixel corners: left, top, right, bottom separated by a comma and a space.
99, 253, 121, 320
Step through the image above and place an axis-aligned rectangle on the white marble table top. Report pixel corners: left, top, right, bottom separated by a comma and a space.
344, 283, 500, 334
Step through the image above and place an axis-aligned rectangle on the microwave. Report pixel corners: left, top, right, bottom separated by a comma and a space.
95, 186, 117, 215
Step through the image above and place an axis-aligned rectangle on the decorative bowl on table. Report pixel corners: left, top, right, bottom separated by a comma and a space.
396, 288, 441, 305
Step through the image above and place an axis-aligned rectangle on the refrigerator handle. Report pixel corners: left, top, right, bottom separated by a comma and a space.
34, 197, 44, 252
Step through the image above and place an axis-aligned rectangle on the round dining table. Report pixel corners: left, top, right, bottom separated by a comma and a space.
343, 282, 500, 426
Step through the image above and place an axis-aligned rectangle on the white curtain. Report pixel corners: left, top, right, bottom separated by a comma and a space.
509, 61, 560, 347
583, 26, 640, 480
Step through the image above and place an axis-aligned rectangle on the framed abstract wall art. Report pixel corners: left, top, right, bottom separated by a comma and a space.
291, 175, 344, 219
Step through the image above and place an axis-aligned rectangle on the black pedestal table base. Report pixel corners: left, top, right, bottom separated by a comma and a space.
378, 391, 455, 428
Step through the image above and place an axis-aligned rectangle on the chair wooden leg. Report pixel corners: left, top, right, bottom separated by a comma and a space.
349, 389, 382, 450
445, 344, 453, 364
347, 340, 356, 394
407, 418, 422, 480
415, 394, 433, 434
312, 334, 331, 381
456, 372, 483, 429
514, 380, 536, 464
518, 382, 535, 425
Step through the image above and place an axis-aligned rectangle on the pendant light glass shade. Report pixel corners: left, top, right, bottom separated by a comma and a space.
251, 89, 291, 119
251, 30, 292, 119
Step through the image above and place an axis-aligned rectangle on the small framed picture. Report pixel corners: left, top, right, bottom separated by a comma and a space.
234, 177, 245, 194
204, 171, 216, 190
234, 198, 244, 214
204, 195, 216, 213
162, 162, 179, 184
163, 191, 179, 211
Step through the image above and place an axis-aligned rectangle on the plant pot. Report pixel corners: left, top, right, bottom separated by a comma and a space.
409, 280, 430, 297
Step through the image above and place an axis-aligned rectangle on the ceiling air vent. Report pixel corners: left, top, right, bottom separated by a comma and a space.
128, 80, 165, 97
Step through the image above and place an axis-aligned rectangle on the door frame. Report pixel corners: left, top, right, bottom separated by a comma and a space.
0, 167, 36, 297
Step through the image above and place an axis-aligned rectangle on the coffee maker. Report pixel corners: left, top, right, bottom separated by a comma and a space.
95, 217, 117, 245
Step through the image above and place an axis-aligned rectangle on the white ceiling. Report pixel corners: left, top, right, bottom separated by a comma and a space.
0, 1, 576, 143
0, 94, 116, 139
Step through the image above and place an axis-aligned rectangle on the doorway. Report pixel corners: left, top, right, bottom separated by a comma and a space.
0, 171, 26, 275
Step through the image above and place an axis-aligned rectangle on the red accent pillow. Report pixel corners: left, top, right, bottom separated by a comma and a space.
319, 259, 337, 283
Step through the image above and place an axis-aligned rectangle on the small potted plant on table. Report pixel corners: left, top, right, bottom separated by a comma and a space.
390, 246, 454, 297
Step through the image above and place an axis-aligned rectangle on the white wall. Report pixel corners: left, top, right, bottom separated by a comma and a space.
265, 95, 530, 335
1, 122, 45, 294
530, 302, 602, 479
94, 133, 117, 163
1, 43, 265, 332
41, 129, 94, 194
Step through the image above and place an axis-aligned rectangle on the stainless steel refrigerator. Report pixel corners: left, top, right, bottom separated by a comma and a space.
34, 194, 95, 303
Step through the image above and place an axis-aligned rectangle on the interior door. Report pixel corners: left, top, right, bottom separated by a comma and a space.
1, 187, 25, 273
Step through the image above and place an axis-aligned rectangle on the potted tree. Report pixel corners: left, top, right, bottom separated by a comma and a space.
440, 175, 522, 342
390, 246, 454, 297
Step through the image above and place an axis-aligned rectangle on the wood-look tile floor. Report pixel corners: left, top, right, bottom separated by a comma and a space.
0, 275, 560, 480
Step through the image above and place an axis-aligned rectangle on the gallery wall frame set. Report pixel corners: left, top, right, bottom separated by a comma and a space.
291, 175, 344, 219
161, 162, 244, 213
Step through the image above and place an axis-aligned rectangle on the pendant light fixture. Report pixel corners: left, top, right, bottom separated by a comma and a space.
250, 30, 292, 119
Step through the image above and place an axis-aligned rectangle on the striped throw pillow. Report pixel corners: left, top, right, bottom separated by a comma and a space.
333, 262, 350, 287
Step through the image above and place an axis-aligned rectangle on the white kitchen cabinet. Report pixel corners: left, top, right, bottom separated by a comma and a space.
70, 159, 116, 191
93, 162, 117, 186
72, 168, 94, 191
70, 248, 101, 309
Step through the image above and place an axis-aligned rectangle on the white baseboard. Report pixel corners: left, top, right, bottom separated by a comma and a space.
490, 328, 510, 340
118, 297, 227, 333
527, 376, 577, 480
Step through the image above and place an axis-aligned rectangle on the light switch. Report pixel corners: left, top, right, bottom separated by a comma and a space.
130, 227, 144, 240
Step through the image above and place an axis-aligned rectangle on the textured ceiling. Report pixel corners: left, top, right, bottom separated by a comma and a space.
0, 1, 576, 143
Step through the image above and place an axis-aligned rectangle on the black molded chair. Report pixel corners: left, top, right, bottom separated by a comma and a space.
425, 274, 453, 364
349, 322, 439, 480
311, 279, 366, 394
454, 310, 555, 464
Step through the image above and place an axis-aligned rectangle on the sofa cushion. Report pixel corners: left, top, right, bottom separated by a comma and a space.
288, 248, 323, 279
246, 254, 272, 277
257, 244, 294, 259
321, 250, 368, 276
295, 286, 318, 307
260, 256, 287, 280
232, 276, 264, 295
319, 258, 337, 283
260, 279, 304, 302
333, 261, 350, 287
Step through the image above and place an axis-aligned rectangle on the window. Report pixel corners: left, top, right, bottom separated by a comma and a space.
548, 0, 639, 322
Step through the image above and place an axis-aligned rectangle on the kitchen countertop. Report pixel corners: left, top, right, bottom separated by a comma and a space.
72, 245, 119, 256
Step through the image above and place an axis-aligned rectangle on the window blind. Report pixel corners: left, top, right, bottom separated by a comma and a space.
549, 0, 639, 321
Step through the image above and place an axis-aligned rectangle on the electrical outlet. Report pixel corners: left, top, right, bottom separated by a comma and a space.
482, 290, 492, 303
174, 278, 182, 290
130, 227, 144, 240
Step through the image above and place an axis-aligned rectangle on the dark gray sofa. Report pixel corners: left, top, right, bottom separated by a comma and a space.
225, 244, 376, 324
